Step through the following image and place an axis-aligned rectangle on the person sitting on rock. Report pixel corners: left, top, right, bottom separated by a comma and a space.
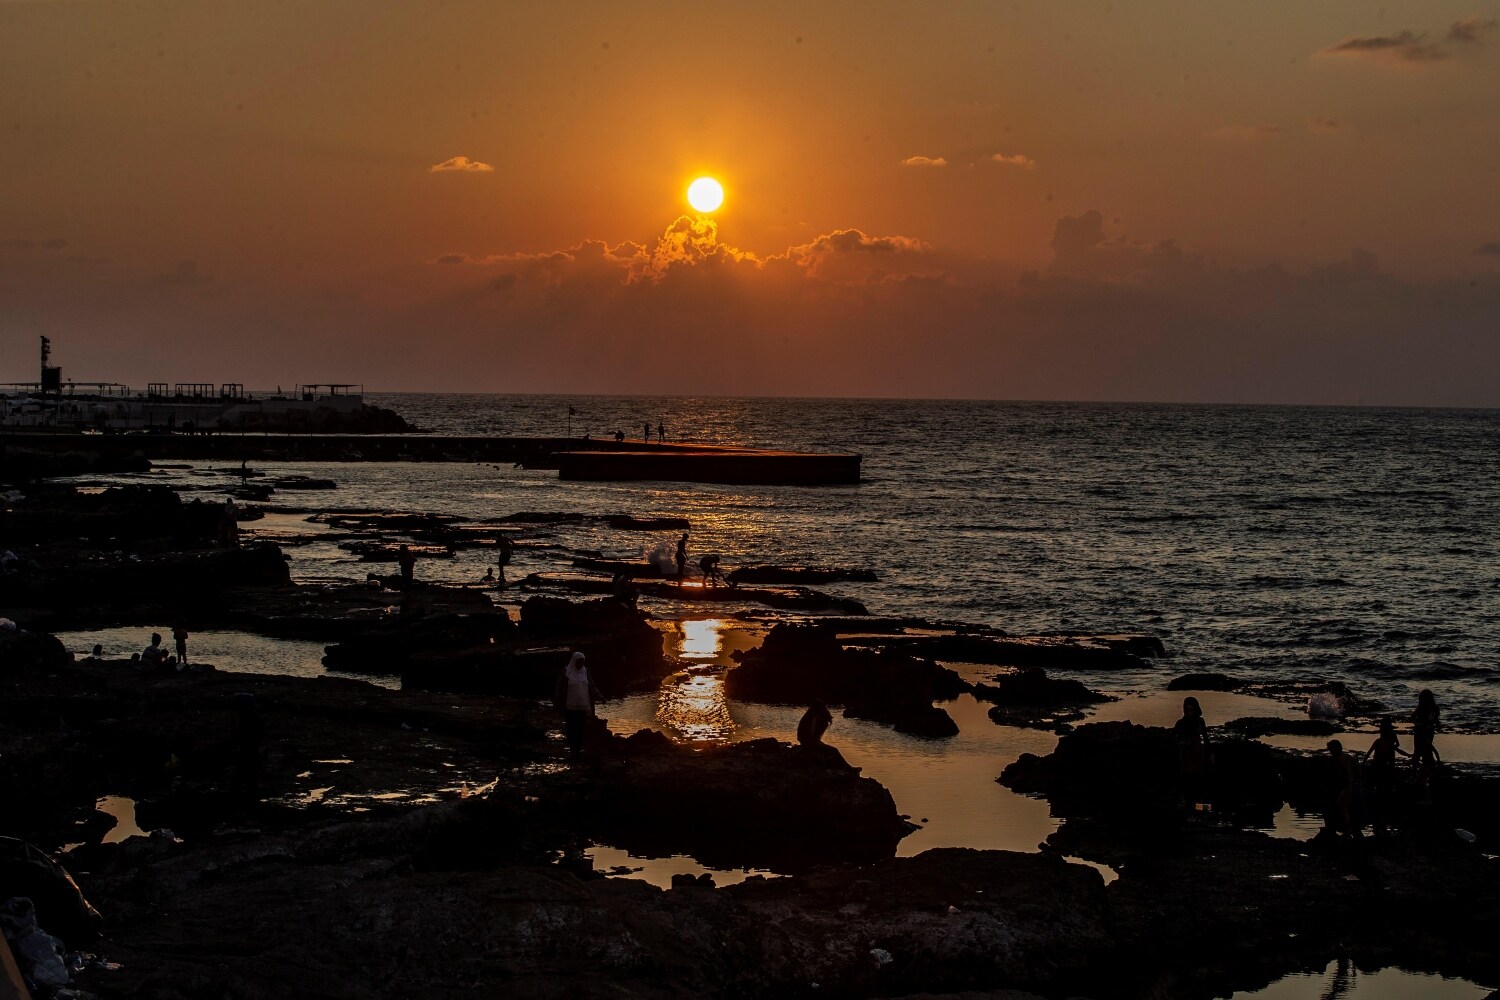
553, 652, 604, 756
139, 632, 174, 672
1325, 740, 1362, 839
1173, 696, 1212, 811
797, 701, 833, 748
611, 571, 638, 608
86, 643, 104, 661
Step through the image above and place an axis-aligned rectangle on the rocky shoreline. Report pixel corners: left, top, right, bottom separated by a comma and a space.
3, 479, 1498, 999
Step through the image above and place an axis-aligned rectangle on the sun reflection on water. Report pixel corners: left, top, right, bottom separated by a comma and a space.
658, 669, 735, 742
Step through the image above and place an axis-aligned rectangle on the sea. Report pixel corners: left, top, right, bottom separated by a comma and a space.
54, 395, 1500, 993
347, 394, 1500, 732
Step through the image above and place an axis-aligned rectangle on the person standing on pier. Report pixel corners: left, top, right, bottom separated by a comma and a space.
676, 533, 689, 585
644, 422, 652, 442
397, 544, 416, 590
657, 422, 665, 443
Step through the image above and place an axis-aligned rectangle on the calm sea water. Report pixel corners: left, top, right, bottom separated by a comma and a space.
356, 395, 1500, 731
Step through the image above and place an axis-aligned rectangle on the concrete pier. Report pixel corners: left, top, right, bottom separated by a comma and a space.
1, 432, 861, 485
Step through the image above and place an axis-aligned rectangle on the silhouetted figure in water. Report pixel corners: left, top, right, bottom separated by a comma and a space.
482, 567, 495, 584
554, 652, 603, 755
218, 500, 240, 548
397, 545, 416, 590
228, 692, 263, 805
698, 553, 726, 588
614, 430, 625, 443
1174, 696, 1212, 811
797, 701, 833, 747
1365, 718, 1409, 836
172, 623, 189, 667
657, 422, 665, 443
1412, 689, 1441, 769
496, 535, 514, 587
611, 571, 638, 608
1325, 739, 1362, 839
676, 533, 689, 585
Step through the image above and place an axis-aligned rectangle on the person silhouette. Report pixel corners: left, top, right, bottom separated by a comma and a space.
1173, 696, 1212, 811
675, 533, 689, 585
1364, 718, 1409, 836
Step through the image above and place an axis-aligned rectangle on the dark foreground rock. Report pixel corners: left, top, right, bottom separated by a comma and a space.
728, 624, 964, 737
587, 730, 912, 869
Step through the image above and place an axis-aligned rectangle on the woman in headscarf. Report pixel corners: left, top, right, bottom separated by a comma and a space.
554, 651, 603, 755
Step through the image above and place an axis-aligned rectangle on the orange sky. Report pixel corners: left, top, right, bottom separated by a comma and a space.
2, 0, 1499, 403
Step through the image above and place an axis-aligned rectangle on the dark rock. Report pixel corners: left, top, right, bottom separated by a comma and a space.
976, 668, 1112, 731
1223, 716, 1339, 738
727, 624, 964, 738
974, 668, 1111, 706
0, 628, 70, 671
397, 597, 668, 698
1000, 721, 1289, 826
726, 565, 879, 585
525, 573, 870, 615
871, 632, 1166, 670
499, 511, 587, 524
571, 557, 662, 577
590, 734, 911, 869
1168, 672, 1240, 691
607, 515, 690, 530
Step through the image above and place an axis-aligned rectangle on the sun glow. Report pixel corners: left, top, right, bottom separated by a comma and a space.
686, 177, 724, 214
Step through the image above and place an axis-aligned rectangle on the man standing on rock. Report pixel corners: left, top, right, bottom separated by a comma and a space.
496, 535, 514, 588
554, 652, 603, 755
676, 533, 689, 585
397, 544, 416, 590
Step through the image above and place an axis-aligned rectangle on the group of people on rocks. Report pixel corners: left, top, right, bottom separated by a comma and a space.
81, 626, 195, 672
1174, 689, 1447, 839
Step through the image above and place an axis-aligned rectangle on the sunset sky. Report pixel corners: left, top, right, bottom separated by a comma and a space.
2, 0, 1499, 403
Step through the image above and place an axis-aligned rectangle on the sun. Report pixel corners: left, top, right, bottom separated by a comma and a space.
686, 176, 724, 214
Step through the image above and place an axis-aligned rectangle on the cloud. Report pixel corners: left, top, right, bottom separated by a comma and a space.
991, 152, 1037, 169
428, 155, 494, 173
1203, 124, 1283, 142
1477, 242, 1500, 256
1448, 17, 1499, 43
154, 259, 209, 285
901, 155, 947, 167
0, 238, 68, 252
1319, 29, 1446, 62
1307, 116, 1343, 133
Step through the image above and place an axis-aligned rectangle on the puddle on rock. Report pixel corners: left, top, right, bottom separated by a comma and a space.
1232, 959, 1491, 998
586, 845, 779, 889
96, 795, 147, 844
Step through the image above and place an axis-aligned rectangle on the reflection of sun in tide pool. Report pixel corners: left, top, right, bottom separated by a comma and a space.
657, 619, 734, 740
686, 176, 724, 213
678, 619, 723, 661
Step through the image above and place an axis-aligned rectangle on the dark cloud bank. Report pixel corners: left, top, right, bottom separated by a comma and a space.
4, 213, 1500, 406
